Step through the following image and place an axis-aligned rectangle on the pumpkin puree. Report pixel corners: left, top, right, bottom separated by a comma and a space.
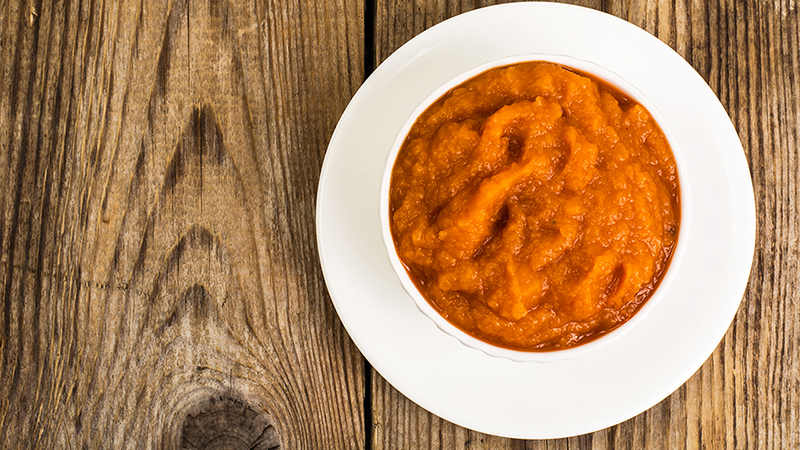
389, 62, 680, 351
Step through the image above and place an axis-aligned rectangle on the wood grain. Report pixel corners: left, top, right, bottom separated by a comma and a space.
370, 0, 799, 449
0, 0, 364, 448
2, 0, 798, 448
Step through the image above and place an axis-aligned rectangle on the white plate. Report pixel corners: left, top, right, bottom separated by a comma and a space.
316, 3, 755, 439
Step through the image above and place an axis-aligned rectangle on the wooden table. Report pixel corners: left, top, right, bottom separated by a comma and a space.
0, 0, 794, 448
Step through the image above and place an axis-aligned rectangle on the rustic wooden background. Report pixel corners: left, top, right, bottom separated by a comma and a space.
0, 0, 795, 448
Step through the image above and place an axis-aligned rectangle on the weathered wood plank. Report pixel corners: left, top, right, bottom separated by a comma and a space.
0, 0, 365, 448
2, 0, 798, 448
370, 0, 800, 448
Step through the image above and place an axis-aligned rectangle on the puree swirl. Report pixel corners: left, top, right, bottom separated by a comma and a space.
389, 62, 680, 351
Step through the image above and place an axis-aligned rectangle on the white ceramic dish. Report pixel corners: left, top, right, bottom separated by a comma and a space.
378, 53, 691, 363
317, 2, 755, 439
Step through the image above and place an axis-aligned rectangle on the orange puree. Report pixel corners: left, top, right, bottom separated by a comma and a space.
389, 61, 680, 351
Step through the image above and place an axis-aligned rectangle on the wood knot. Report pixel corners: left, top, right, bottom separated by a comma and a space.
180, 396, 280, 450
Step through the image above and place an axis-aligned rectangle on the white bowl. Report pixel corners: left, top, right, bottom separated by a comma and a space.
379, 54, 691, 363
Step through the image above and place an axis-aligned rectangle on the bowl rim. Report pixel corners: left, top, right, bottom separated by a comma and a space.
378, 52, 692, 363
